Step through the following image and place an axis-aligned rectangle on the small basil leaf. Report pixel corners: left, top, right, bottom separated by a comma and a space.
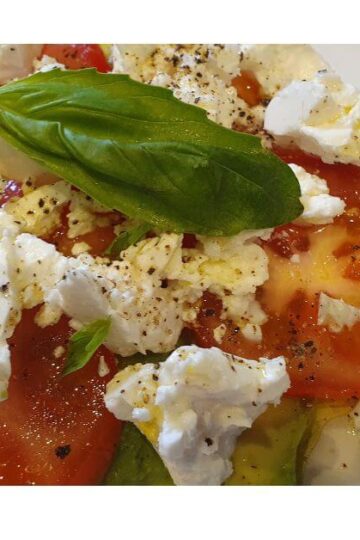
104, 222, 151, 257
0, 69, 303, 236
63, 317, 111, 376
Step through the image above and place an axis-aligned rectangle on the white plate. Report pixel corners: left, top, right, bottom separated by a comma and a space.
312, 44, 360, 88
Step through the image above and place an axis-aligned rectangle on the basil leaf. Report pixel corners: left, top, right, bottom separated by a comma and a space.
63, 317, 111, 376
104, 222, 151, 257
0, 69, 302, 236
103, 423, 174, 486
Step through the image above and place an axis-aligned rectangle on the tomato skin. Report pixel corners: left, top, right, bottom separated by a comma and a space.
265, 224, 311, 259
42, 44, 111, 72
192, 292, 360, 400
274, 146, 360, 210
0, 308, 122, 485
232, 70, 263, 107
0, 180, 23, 206
191, 148, 360, 401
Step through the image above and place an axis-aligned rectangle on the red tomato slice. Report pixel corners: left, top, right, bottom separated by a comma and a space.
0, 308, 122, 485
192, 291, 360, 400
42, 44, 111, 72
0, 180, 23, 206
191, 148, 360, 400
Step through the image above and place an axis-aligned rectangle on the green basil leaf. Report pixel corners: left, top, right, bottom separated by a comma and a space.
104, 222, 151, 257
63, 317, 111, 376
0, 69, 302, 236
103, 423, 174, 486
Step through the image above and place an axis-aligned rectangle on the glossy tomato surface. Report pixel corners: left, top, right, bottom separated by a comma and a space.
0, 308, 121, 485
192, 149, 360, 400
42, 44, 111, 72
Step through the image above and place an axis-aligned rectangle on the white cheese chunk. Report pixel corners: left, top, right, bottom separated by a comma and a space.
105, 345, 290, 485
111, 44, 263, 130
0, 207, 272, 396
318, 292, 360, 332
5, 182, 71, 236
265, 72, 360, 166
290, 164, 345, 225
0, 344, 10, 401
238, 45, 327, 98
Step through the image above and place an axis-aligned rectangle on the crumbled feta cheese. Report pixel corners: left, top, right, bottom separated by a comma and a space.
239, 45, 327, 98
67, 190, 110, 239
53, 345, 65, 359
98, 355, 110, 377
241, 323, 262, 343
265, 72, 360, 166
71, 242, 91, 256
5, 182, 71, 236
290, 254, 300, 264
112, 44, 326, 134
213, 324, 227, 344
105, 345, 290, 485
0, 344, 10, 401
0, 202, 272, 398
168, 230, 270, 329
33, 55, 65, 73
290, 164, 345, 225
318, 292, 360, 332
111, 44, 263, 130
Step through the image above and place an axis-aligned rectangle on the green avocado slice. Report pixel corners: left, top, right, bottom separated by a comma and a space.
104, 398, 311, 486
103, 422, 174, 486
226, 398, 312, 485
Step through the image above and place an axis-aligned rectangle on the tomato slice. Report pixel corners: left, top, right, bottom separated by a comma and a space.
42, 44, 111, 72
192, 291, 360, 400
232, 70, 263, 107
191, 148, 360, 400
0, 180, 23, 206
0, 308, 122, 485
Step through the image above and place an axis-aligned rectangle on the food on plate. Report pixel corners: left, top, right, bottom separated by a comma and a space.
0, 43, 359, 485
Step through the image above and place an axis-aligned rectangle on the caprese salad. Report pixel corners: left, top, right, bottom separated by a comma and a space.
0, 43, 359, 485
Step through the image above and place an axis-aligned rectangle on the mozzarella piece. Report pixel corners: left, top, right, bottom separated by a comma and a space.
105, 345, 289, 485
238, 45, 327, 98
318, 292, 360, 332
265, 72, 360, 166
290, 164, 345, 225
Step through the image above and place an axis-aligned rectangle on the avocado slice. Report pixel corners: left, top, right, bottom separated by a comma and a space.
104, 398, 312, 486
225, 398, 312, 485
104, 422, 174, 486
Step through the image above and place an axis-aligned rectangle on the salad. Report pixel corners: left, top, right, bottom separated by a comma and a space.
0, 43, 359, 485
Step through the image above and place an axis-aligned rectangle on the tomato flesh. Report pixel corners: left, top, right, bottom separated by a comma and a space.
42, 44, 111, 72
232, 70, 263, 107
0, 180, 23, 206
0, 308, 121, 485
192, 149, 360, 400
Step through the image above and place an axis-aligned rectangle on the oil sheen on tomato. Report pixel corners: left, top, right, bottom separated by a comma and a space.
0, 308, 121, 485
192, 149, 360, 400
